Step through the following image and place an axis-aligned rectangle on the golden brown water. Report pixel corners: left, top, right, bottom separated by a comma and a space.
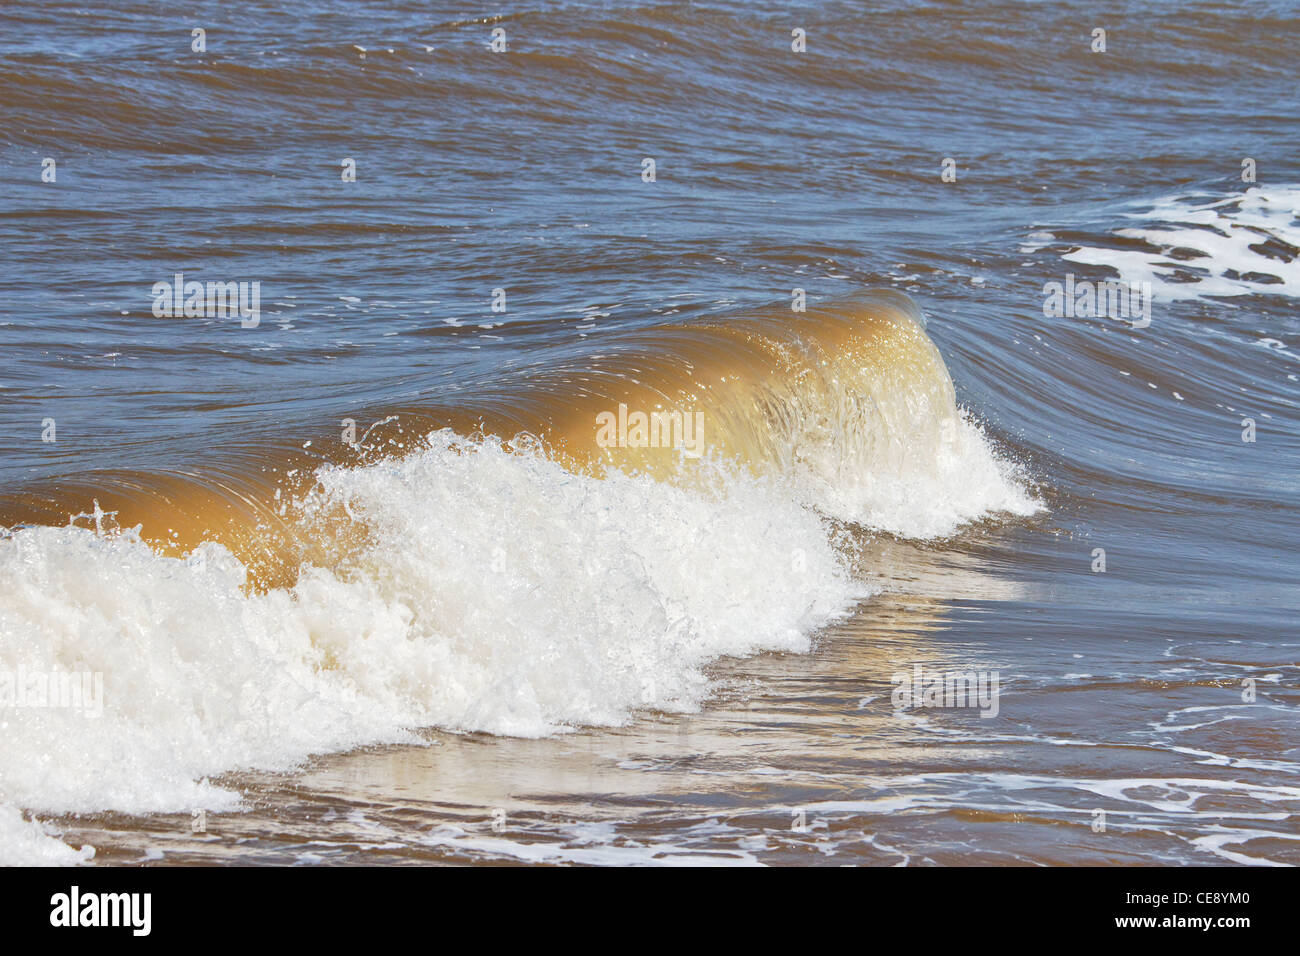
1, 294, 953, 589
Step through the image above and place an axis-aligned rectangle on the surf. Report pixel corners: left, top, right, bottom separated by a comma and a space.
0, 290, 1038, 860
0, 290, 1037, 589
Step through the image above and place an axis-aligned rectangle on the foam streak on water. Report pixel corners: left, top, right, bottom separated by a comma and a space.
1061, 186, 1300, 302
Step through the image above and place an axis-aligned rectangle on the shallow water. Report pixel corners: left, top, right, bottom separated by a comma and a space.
0, 0, 1297, 865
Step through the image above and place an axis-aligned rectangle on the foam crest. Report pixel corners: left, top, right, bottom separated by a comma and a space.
0, 433, 862, 861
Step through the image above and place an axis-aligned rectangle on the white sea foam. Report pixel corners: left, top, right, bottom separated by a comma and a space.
1061, 185, 1300, 302
0, 806, 93, 866
0, 400, 1038, 863
783, 409, 1040, 539
0, 432, 868, 861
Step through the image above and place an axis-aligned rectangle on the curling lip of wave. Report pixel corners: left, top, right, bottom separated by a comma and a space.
0, 290, 1040, 588
0, 290, 1039, 861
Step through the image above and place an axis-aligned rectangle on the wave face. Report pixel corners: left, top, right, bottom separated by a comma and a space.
0, 294, 1039, 586
476, 291, 1040, 538
0, 293, 1036, 832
